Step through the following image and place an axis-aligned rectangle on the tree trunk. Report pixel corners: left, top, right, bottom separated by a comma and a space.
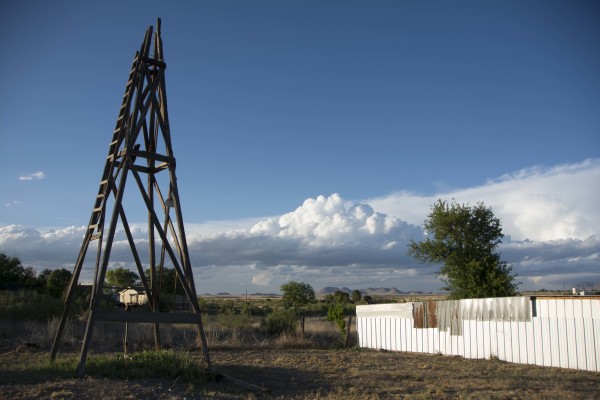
344, 315, 352, 347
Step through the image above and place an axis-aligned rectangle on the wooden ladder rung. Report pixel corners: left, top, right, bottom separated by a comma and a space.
90, 233, 102, 241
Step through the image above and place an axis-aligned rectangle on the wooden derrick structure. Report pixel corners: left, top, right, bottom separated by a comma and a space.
50, 19, 211, 376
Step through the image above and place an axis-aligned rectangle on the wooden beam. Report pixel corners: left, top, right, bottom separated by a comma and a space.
115, 203, 153, 305
154, 162, 169, 173
129, 148, 174, 165
50, 230, 93, 360
143, 57, 166, 69
129, 164, 153, 174
128, 166, 196, 306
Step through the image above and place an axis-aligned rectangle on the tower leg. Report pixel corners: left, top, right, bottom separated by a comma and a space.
50, 239, 90, 361
76, 309, 98, 377
197, 319, 212, 370
50, 305, 71, 361
154, 323, 161, 350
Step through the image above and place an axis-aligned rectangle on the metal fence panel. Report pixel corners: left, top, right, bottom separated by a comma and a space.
357, 296, 600, 372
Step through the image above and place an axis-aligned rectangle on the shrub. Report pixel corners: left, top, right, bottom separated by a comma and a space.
0, 290, 63, 321
217, 312, 256, 330
264, 309, 297, 336
327, 303, 346, 336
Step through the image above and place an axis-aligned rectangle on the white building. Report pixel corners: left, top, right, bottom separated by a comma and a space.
118, 288, 148, 306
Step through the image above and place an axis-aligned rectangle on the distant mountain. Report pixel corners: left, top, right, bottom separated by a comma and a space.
316, 286, 353, 297
574, 281, 600, 290
317, 286, 410, 297
248, 292, 280, 297
363, 287, 406, 296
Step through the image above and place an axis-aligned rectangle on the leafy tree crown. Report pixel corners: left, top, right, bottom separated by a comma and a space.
280, 281, 316, 312
408, 200, 519, 299
106, 267, 140, 289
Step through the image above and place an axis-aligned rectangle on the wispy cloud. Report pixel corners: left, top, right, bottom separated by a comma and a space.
18, 171, 46, 181
5, 201, 19, 208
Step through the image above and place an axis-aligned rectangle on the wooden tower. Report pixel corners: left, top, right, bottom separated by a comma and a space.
50, 19, 211, 376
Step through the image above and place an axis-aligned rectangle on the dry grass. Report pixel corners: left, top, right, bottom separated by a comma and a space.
1, 347, 599, 399
0, 315, 352, 352
213, 348, 600, 399
1, 318, 599, 399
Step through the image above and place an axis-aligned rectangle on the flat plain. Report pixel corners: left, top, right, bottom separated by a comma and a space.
1, 292, 599, 399
1, 345, 599, 399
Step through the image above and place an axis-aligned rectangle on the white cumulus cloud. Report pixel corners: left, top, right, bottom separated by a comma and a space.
188, 194, 423, 270
366, 158, 600, 242
1, 160, 599, 293
0, 224, 86, 264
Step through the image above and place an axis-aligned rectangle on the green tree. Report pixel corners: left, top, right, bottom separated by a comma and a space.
351, 289, 362, 304
281, 281, 316, 312
144, 266, 186, 296
106, 267, 139, 289
46, 268, 72, 298
408, 199, 519, 299
0, 253, 36, 289
326, 290, 351, 344
280, 281, 316, 334
158, 267, 186, 296
333, 290, 350, 304
327, 303, 346, 334
37, 269, 52, 289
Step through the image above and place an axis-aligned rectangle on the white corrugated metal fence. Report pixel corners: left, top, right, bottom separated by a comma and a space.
356, 296, 600, 372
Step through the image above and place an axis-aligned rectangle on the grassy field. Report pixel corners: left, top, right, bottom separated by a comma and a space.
1, 318, 599, 399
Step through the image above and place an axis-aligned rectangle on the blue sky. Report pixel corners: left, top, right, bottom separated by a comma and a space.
1, 1, 599, 294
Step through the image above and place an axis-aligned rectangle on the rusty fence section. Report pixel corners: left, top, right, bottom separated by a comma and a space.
356, 296, 600, 372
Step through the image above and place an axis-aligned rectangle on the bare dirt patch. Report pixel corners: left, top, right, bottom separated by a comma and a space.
1, 346, 599, 399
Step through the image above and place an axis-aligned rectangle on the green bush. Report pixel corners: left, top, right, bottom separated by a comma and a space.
0, 290, 63, 321
0, 287, 97, 321
327, 302, 346, 335
264, 309, 297, 336
303, 301, 330, 316
216, 312, 256, 330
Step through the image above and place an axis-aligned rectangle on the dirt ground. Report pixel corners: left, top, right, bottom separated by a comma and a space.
1, 346, 599, 399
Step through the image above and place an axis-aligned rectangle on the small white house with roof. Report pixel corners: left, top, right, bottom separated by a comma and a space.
118, 288, 147, 306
